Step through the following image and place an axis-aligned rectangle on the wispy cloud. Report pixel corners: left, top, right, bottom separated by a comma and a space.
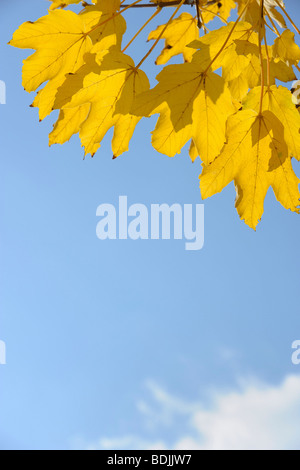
75, 375, 300, 451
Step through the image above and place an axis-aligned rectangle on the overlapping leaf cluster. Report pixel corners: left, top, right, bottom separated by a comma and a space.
10, 0, 300, 228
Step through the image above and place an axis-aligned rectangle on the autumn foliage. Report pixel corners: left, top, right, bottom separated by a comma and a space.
9, 0, 300, 229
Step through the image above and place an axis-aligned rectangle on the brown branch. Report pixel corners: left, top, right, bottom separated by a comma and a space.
121, 1, 196, 7
195, 0, 202, 28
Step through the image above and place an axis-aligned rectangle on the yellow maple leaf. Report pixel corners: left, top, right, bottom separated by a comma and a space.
133, 61, 235, 164
273, 30, 300, 66
200, 106, 300, 229
148, 13, 200, 64
236, 0, 286, 29
188, 23, 258, 101
188, 22, 256, 71
52, 50, 150, 157
49, 104, 91, 146
9, 1, 125, 120
9, 10, 98, 93
226, 40, 296, 101
190, 21, 296, 101
243, 85, 300, 161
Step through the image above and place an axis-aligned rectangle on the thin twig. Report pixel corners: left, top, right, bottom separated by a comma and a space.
263, 27, 271, 89
122, 7, 161, 52
121, 1, 196, 7
196, 0, 202, 28
274, 0, 300, 34
121, 0, 218, 8
264, 7, 280, 36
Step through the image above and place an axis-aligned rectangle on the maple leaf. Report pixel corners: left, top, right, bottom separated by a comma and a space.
237, 0, 286, 29
273, 30, 300, 67
9, 9, 98, 93
9, 0, 125, 120
200, 90, 300, 229
188, 22, 256, 76
133, 60, 235, 164
227, 41, 297, 100
52, 50, 150, 157
148, 13, 200, 64
49, 104, 91, 147
190, 22, 296, 101
243, 86, 300, 161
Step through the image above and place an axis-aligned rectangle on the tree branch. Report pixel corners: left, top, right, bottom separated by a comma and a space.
121, 1, 196, 7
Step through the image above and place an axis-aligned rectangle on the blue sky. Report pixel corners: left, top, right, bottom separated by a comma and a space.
0, 0, 300, 450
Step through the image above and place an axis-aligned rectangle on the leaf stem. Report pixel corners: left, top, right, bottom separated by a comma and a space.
264, 7, 280, 36
258, 0, 265, 115
122, 7, 161, 52
121, 1, 195, 7
274, 0, 300, 34
263, 27, 271, 90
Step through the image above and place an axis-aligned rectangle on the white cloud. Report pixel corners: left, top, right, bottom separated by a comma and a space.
177, 375, 300, 450
136, 380, 199, 429
77, 375, 300, 451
